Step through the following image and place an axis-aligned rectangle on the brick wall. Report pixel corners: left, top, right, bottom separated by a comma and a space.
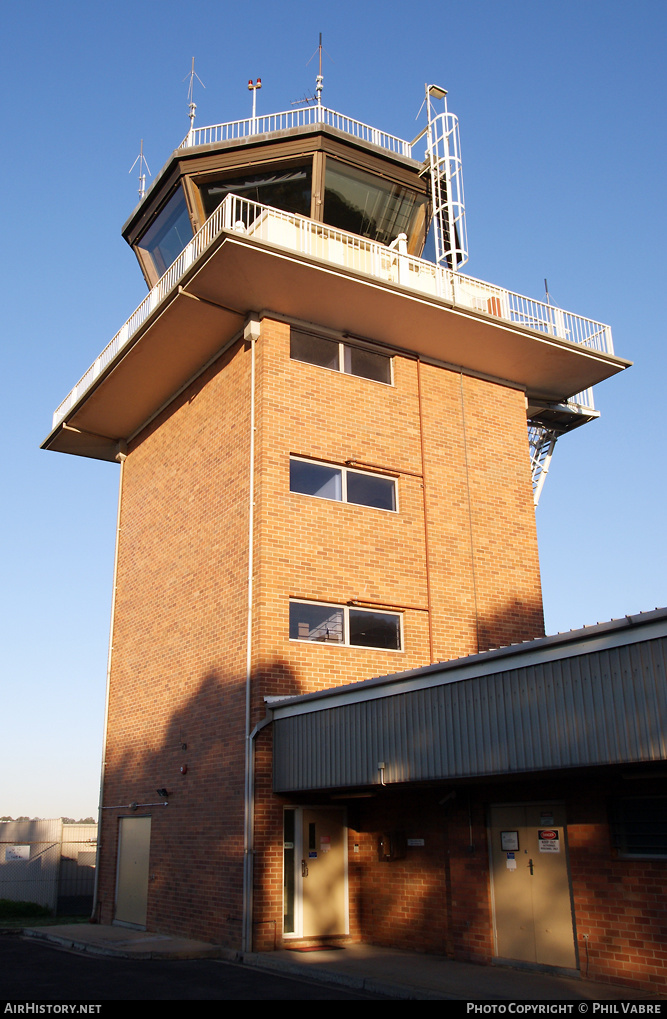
252, 317, 543, 701
568, 782, 667, 993
98, 339, 251, 944
99, 312, 544, 948
249, 317, 543, 946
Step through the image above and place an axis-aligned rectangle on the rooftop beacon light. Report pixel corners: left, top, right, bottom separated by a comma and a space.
248, 77, 262, 132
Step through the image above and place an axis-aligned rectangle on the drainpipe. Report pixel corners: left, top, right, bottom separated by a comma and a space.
242, 315, 260, 954
91, 445, 127, 920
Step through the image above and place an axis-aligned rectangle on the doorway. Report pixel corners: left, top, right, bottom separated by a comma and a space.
283, 807, 347, 938
489, 803, 577, 970
114, 815, 151, 927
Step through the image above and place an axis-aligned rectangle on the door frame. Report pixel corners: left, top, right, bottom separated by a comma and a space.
283, 805, 349, 939
487, 800, 579, 971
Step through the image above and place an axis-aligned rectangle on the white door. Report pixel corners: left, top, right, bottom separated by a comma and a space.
115, 816, 151, 927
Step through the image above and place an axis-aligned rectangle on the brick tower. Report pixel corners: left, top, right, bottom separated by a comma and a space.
43, 82, 627, 950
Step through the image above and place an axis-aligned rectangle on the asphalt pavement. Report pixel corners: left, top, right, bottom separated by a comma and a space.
3, 924, 661, 1001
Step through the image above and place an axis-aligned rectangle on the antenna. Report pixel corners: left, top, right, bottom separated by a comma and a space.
544, 278, 551, 306
315, 32, 323, 105
129, 140, 151, 199
184, 57, 206, 141
298, 33, 327, 106
292, 35, 329, 108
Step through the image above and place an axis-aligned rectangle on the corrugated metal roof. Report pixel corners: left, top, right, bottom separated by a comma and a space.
271, 609, 667, 792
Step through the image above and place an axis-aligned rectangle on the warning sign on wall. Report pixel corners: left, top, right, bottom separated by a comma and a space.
538, 829, 560, 852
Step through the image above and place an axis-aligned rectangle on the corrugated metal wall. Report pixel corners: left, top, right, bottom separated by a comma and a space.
273, 635, 667, 792
58, 824, 97, 913
0, 820, 98, 913
0, 819, 63, 910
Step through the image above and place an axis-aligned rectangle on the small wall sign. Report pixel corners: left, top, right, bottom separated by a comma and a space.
500, 830, 519, 852
538, 829, 560, 852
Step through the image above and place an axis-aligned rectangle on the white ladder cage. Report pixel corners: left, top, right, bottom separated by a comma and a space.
425, 98, 468, 270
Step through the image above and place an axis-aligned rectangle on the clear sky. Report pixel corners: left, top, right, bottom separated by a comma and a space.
2, 0, 665, 820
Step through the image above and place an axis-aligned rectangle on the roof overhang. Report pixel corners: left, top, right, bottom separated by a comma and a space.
270, 609, 667, 792
42, 230, 631, 460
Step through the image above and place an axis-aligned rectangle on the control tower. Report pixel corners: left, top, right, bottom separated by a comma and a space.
42, 79, 628, 948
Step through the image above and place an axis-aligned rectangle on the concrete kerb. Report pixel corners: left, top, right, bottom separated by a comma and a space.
18, 925, 661, 1001
22, 925, 225, 962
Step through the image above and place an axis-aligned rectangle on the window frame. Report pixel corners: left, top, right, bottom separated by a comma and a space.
609, 797, 667, 859
289, 599, 403, 652
290, 329, 393, 386
289, 456, 398, 513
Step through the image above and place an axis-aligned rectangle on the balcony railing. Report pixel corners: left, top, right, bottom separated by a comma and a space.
52, 194, 613, 428
179, 105, 413, 158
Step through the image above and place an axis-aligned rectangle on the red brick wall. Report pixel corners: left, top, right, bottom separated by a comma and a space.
568, 785, 667, 993
97, 339, 251, 945
99, 312, 544, 949
252, 318, 543, 701
249, 318, 543, 946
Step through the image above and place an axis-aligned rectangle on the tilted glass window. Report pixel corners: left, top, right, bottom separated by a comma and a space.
290, 330, 391, 385
199, 165, 312, 220
290, 457, 396, 512
323, 159, 428, 250
289, 601, 402, 651
138, 187, 193, 278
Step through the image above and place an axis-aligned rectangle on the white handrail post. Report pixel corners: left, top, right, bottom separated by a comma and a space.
223, 194, 233, 231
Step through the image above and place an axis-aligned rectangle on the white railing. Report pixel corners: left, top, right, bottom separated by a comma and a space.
52, 194, 614, 428
180, 105, 413, 158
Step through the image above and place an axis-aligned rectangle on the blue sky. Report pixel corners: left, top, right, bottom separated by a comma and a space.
2, 0, 665, 819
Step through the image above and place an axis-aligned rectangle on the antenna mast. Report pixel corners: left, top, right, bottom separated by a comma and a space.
315, 32, 323, 105
292, 33, 325, 107
129, 140, 151, 199
184, 58, 206, 143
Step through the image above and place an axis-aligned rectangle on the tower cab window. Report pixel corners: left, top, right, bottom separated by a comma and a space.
199, 165, 312, 221
323, 159, 428, 253
137, 187, 193, 279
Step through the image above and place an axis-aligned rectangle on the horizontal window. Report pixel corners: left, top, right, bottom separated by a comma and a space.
199, 165, 312, 220
290, 329, 391, 385
610, 798, 667, 858
289, 601, 402, 651
290, 457, 396, 511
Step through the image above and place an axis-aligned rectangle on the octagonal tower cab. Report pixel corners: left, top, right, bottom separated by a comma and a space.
124, 113, 434, 290
43, 87, 628, 503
